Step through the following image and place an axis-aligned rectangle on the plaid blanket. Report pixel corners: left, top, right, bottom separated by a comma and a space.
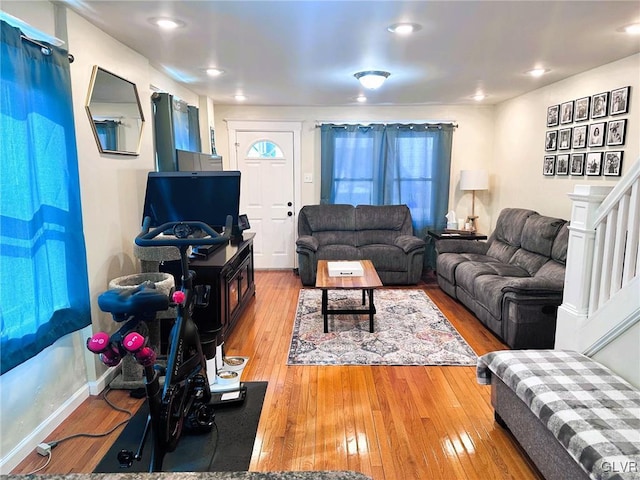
477, 350, 640, 480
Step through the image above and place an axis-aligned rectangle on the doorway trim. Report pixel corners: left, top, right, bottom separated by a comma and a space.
225, 120, 302, 268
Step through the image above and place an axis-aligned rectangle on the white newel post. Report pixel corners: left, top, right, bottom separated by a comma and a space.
555, 185, 613, 350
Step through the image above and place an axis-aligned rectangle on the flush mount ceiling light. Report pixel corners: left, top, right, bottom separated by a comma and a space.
234, 94, 247, 101
354, 71, 390, 89
472, 93, 487, 101
356, 95, 367, 103
149, 17, 185, 30
387, 23, 422, 35
526, 67, 550, 78
206, 68, 224, 77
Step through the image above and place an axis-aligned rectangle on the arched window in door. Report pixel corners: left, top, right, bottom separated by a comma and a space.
247, 140, 284, 158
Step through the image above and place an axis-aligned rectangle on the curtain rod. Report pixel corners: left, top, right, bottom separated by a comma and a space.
20, 34, 74, 63
315, 121, 458, 128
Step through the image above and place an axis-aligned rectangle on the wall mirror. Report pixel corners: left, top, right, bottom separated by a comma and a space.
85, 66, 145, 156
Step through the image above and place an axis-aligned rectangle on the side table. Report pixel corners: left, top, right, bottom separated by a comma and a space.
427, 230, 488, 241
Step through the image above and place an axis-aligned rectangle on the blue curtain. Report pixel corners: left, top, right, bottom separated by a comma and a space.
320, 123, 454, 237
95, 120, 119, 151
0, 21, 91, 374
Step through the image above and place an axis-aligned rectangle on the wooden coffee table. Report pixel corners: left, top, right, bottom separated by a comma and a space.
315, 259, 383, 333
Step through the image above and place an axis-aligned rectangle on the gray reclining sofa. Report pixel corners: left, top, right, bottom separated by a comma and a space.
435, 208, 569, 349
296, 204, 425, 286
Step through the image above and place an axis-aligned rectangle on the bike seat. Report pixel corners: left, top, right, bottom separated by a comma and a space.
98, 281, 169, 322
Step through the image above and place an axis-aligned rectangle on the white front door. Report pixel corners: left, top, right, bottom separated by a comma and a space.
232, 129, 297, 269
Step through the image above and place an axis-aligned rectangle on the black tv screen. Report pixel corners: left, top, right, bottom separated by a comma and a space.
142, 171, 241, 231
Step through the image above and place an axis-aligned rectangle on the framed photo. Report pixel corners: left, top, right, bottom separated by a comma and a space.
588, 122, 606, 148
585, 152, 602, 176
545, 130, 558, 151
590, 92, 609, 119
570, 153, 585, 175
556, 154, 569, 175
574, 97, 590, 122
606, 119, 626, 146
609, 86, 630, 116
603, 151, 623, 176
547, 105, 559, 127
572, 125, 588, 149
560, 101, 574, 124
543, 155, 556, 176
558, 128, 572, 150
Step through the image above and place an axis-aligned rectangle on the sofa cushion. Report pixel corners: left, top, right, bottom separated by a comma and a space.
520, 214, 566, 257
486, 240, 519, 264
298, 204, 355, 235
358, 244, 407, 271
355, 205, 411, 246
437, 252, 497, 285
455, 260, 530, 296
492, 208, 537, 247
551, 224, 569, 264
316, 244, 360, 260
510, 248, 550, 276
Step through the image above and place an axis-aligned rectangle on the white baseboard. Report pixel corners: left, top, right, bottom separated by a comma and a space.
0, 385, 89, 474
0, 362, 121, 473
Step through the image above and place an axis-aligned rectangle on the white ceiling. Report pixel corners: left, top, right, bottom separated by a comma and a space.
63, 0, 640, 106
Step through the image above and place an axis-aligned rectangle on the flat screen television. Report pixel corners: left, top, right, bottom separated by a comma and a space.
142, 171, 241, 232
176, 149, 223, 172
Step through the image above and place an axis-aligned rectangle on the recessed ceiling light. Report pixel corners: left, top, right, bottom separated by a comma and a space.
149, 17, 185, 30
206, 68, 224, 77
234, 94, 247, 101
387, 23, 422, 35
354, 71, 390, 89
526, 67, 549, 78
472, 93, 486, 101
619, 23, 640, 35
356, 95, 367, 103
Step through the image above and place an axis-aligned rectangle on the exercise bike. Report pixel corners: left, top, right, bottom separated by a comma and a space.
87, 216, 232, 472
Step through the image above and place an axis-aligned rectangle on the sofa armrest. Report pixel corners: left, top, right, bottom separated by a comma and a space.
501, 277, 564, 297
296, 235, 319, 253
394, 235, 425, 254
435, 239, 488, 255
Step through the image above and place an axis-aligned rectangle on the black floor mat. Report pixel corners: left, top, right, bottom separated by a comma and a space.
94, 382, 267, 473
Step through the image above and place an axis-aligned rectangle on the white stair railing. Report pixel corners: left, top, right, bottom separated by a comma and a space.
556, 157, 640, 355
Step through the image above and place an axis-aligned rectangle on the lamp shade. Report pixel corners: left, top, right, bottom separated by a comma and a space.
460, 170, 489, 191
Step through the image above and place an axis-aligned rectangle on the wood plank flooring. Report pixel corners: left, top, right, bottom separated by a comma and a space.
12, 270, 542, 479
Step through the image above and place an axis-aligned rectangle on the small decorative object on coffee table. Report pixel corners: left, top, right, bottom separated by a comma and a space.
315, 259, 383, 333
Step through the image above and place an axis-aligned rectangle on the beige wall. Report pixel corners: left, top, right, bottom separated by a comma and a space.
213, 104, 496, 232
491, 54, 639, 226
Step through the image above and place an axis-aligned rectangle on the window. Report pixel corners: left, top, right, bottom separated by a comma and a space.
0, 20, 91, 374
247, 140, 283, 158
320, 123, 454, 237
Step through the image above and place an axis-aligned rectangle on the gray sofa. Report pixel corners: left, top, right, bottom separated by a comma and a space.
296, 204, 425, 286
435, 208, 569, 349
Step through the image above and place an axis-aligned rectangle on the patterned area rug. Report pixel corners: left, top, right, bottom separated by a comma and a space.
287, 288, 477, 366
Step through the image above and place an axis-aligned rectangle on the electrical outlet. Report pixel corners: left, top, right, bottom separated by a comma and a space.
303, 173, 313, 183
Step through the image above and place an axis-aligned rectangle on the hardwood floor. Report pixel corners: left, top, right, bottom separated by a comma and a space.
12, 270, 542, 479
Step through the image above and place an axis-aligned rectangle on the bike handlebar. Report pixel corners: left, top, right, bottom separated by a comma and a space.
135, 216, 233, 248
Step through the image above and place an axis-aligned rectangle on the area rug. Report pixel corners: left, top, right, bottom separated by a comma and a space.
94, 381, 267, 472
288, 289, 476, 366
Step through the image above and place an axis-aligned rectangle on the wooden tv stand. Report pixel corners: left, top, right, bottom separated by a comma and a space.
161, 233, 255, 349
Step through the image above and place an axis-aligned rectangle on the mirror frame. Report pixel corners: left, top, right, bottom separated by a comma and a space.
85, 65, 145, 156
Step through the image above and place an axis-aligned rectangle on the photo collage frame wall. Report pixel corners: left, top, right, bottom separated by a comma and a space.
544, 85, 630, 177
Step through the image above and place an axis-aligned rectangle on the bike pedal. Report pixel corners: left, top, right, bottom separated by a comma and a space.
117, 449, 135, 468
184, 403, 215, 434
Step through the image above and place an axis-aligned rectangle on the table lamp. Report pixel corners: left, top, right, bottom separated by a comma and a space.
460, 170, 489, 231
